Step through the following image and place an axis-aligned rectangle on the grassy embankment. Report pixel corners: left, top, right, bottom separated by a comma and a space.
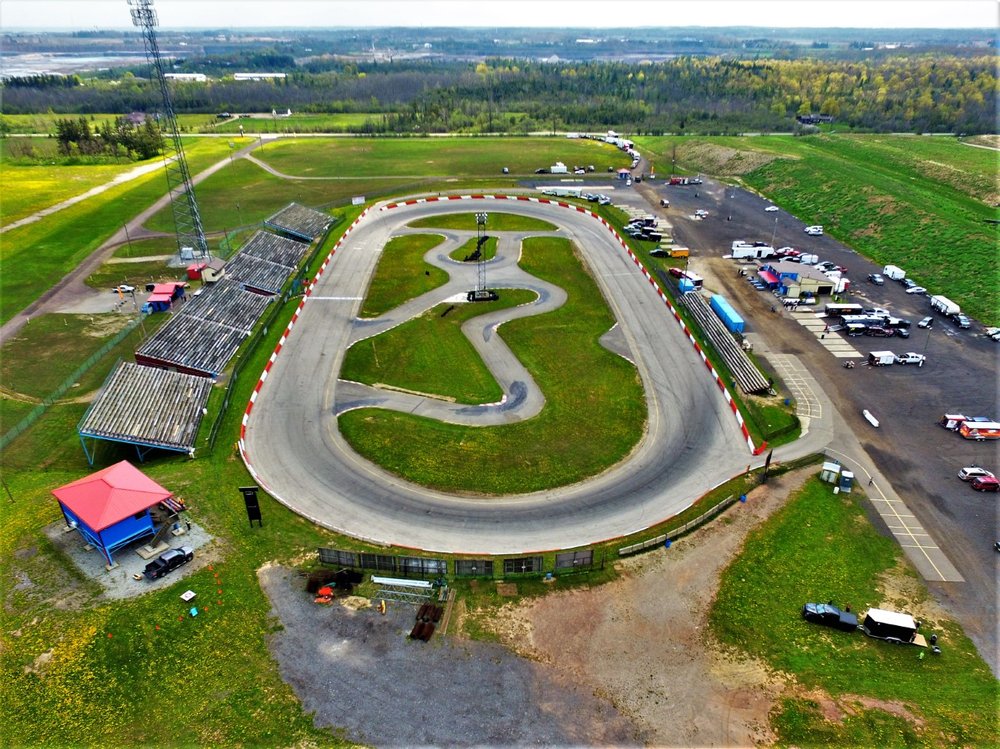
636, 133, 999, 325
711, 475, 998, 747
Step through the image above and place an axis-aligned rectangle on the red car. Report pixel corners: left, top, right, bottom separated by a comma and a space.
970, 476, 1000, 492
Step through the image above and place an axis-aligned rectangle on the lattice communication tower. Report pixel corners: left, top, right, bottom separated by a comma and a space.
129, 0, 210, 261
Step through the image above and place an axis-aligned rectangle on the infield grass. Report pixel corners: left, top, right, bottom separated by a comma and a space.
711, 475, 998, 747
343, 291, 537, 404
338, 235, 646, 494
449, 235, 498, 262
358, 233, 450, 318
408, 212, 557, 232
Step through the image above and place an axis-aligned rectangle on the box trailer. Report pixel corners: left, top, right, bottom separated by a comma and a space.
862, 608, 927, 647
868, 351, 896, 366
883, 265, 906, 281
959, 421, 1000, 441
929, 295, 960, 316
669, 247, 689, 258
731, 244, 775, 260
681, 271, 703, 290
710, 294, 745, 334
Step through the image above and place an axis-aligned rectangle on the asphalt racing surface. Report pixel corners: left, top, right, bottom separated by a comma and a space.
242, 198, 751, 554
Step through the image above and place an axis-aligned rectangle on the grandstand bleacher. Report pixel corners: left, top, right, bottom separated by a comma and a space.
264, 202, 332, 241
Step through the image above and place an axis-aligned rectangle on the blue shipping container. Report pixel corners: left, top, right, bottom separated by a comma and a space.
710, 294, 745, 334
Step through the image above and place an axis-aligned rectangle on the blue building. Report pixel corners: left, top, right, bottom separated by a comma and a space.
52, 461, 175, 568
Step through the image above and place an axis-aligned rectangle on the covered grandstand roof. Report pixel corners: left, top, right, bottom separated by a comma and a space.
136, 315, 248, 378
264, 202, 331, 241
224, 253, 293, 295
78, 362, 213, 457
179, 280, 272, 332
239, 230, 309, 268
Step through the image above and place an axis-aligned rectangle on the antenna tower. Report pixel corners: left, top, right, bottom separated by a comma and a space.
129, 0, 210, 261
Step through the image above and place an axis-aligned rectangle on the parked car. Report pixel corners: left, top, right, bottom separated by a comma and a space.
917, 316, 934, 329
865, 327, 895, 338
895, 327, 911, 338
669, 267, 685, 278
112, 285, 135, 294
765, 205, 779, 212
951, 314, 971, 329
143, 546, 194, 580
660, 198, 670, 207
804, 225, 824, 236
867, 273, 885, 286
534, 167, 549, 174
905, 286, 927, 295
970, 476, 1000, 492
501, 167, 509, 174
958, 466, 995, 481
802, 603, 858, 632
896, 352, 926, 365
902, 278, 919, 289
694, 209, 708, 218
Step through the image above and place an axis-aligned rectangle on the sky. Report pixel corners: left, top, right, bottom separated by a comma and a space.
1, 0, 997, 30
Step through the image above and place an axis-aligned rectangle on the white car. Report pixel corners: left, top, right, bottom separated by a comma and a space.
694, 209, 708, 218
959, 466, 995, 481
765, 206, 779, 212
905, 286, 927, 295
112, 285, 135, 294
896, 352, 926, 365
804, 225, 824, 236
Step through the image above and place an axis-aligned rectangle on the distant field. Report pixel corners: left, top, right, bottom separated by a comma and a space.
408, 212, 557, 231
253, 136, 628, 178
211, 113, 377, 133
0, 112, 217, 134
637, 134, 1000, 325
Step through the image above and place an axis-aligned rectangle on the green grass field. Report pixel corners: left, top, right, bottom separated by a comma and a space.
0, 137, 233, 325
339, 235, 646, 494
408, 211, 557, 232
253, 136, 629, 178
449, 235, 498, 262
358, 233, 449, 317
711, 475, 997, 746
636, 133, 1000, 325
0, 112, 216, 135
211, 112, 378, 133
343, 291, 536, 404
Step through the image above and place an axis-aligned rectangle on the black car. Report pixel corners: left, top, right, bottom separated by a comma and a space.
895, 327, 911, 338
867, 273, 885, 286
144, 546, 194, 580
802, 603, 858, 632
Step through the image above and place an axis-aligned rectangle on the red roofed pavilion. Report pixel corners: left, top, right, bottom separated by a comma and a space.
52, 461, 173, 566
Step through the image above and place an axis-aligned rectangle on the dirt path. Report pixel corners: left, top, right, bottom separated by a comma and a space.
474, 469, 817, 747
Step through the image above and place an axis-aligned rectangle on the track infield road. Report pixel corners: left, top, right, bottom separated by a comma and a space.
242, 197, 752, 554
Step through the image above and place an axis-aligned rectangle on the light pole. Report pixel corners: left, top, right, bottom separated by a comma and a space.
769, 215, 779, 247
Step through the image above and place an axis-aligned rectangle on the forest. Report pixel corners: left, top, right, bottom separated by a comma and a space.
1, 53, 996, 135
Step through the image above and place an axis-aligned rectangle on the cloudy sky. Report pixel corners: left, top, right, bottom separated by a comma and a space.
2, 0, 996, 30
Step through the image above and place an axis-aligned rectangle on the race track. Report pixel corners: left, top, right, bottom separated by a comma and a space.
241, 197, 750, 553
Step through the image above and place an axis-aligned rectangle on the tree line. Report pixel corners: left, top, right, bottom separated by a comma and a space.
2, 54, 995, 135
53, 115, 164, 160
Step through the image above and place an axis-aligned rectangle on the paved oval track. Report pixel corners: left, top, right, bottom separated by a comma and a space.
242, 198, 750, 553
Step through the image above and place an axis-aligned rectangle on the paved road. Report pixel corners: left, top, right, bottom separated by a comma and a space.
654, 177, 999, 674
242, 197, 757, 554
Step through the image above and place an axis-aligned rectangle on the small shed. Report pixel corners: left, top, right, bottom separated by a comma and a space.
152, 282, 187, 301
144, 292, 174, 313
52, 461, 174, 567
201, 258, 226, 284
186, 262, 208, 281
617, 168, 631, 180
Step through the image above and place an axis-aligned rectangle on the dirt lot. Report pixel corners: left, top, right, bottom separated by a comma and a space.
262, 469, 817, 748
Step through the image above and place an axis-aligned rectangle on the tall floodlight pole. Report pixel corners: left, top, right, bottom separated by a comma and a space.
475, 212, 488, 293
129, 0, 210, 262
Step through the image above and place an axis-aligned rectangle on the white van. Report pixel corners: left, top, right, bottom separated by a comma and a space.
804, 225, 824, 236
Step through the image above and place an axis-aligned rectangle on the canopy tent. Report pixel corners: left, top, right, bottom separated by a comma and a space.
52, 461, 173, 566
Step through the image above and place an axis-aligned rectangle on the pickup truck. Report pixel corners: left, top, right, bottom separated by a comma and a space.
896, 352, 926, 366
144, 546, 194, 580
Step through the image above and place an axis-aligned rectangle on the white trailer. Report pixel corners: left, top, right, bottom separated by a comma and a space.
868, 351, 897, 366
731, 245, 775, 260
550, 161, 568, 174
883, 264, 906, 281
929, 295, 960, 316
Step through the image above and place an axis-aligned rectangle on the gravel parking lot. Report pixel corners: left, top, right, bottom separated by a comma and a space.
259, 565, 641, 748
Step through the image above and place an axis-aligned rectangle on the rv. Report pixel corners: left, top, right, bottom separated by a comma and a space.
824, 303, 864, 317
862, 608, 927, 647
